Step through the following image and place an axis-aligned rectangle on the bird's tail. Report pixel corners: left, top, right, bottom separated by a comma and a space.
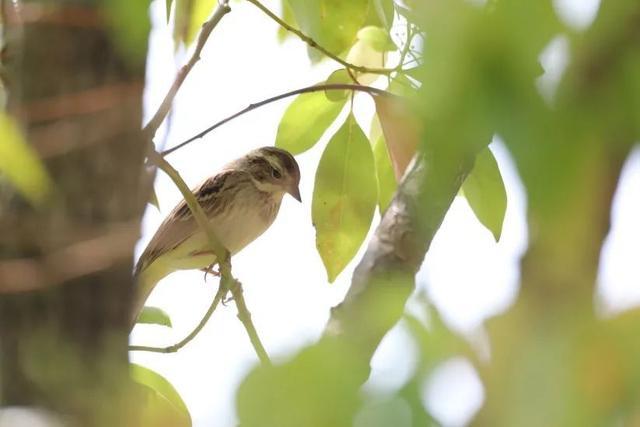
130, 262, 169, 331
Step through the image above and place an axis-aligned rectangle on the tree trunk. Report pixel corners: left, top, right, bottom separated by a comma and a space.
0, 1, 148, 425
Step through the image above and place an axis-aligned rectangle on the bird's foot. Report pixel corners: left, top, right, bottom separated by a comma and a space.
201, 263, 220, 282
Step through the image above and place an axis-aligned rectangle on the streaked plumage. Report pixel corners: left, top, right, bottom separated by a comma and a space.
132, 147, 300, 325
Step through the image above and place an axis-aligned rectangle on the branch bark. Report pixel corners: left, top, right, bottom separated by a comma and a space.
325, 145, 476, 360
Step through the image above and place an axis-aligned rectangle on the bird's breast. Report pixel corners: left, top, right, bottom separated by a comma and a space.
211, 196, 282, 255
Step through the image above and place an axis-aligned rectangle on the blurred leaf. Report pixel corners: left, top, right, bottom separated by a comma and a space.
312, 114, 377, 282
324, 69, 351, 101
275, 91, 346, 154
0, 114, 52, 205
137, 306, 172, 328
104, 0, 150, 62
287, 0, 369, 61
130, 364, 191, 427
187, 0, 215, 46
173, 0, 215, 46
357, 26, 396, 52
374, 95, 421, 180
166, 0, 173, 22
277, 0, 297, 42
370, 116, 397, 213
237, 338, 367, 427
365, 0, 395, 29
462, 146, 507, 241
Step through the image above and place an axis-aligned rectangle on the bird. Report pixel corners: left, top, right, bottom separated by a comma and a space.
132, 146, 301, 325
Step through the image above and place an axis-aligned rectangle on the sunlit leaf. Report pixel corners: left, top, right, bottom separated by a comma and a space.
275, 91, 346, 154
312, 114, 377, 282
357, 26, 396, 52
0, 114, 52, 206
131, 364, 191, 427
324, 69, 351, 101
173, 0, 193, 45
137, 306, 172, 328
462, 146, 507, 241
374, 95, 421, 180
287, 0, 369, 61
345, 39, 386, 85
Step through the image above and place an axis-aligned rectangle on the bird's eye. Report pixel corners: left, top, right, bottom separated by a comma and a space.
272, 168, 282, 179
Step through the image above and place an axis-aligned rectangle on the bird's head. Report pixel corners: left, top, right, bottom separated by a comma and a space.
238, 146, 301, 202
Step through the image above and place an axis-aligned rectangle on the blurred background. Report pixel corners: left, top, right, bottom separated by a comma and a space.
130, 0, 640, 426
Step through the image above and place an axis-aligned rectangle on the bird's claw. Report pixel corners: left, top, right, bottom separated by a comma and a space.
221, 295, 235, 306
201, 264, 220, 283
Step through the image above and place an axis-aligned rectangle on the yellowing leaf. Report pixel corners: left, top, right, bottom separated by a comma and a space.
187, 0, 215, 45
130, 364, 191, 427
137, 306, 172, 328
462, 146, 507, 241
275, 91, 346, 155
374, 95, 421, 180
0, 114, 52, 206
287, 0, 369, 61
312, 114, 377, 282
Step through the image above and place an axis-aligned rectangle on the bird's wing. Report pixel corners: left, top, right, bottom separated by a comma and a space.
135, 169, 237, 275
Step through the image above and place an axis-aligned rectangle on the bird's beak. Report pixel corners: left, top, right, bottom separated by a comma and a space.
288, 184, 302, 202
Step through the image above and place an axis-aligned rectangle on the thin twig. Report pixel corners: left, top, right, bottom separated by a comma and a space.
246, 0, 395, 75
129, 284, 227, 353
162, 83, 392, 156
143, 0, 232, 139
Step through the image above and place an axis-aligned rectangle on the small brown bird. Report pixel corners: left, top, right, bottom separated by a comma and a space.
132, 147, 301, 324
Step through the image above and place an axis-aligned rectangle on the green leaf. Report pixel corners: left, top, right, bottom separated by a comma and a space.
370, 116, 397, 213
130, 364, 191, 427
312, 114, 377, 282
462, 147, 507, 241
373, 135, 397, 213
187, 0, 215, 45
357, 26, 396, 52
137, 306, 172, 328
0, 114, 52, 206
324, 69, 351, 101
365, 0, 395, 29
287, 0, 369, 60
275, 91, 346, 154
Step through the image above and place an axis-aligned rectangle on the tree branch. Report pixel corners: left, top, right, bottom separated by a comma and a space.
161, 83, 391, 156
246, 0, 395, 75
129, 283, 227, 353
143, 0, 231, 139
325, 147, 477, 359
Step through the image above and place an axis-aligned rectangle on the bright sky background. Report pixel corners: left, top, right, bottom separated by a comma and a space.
131, 1, 638, 426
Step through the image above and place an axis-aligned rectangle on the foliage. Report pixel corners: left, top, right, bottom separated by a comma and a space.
131, 364, 191, 426
137, 306, 173, 328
